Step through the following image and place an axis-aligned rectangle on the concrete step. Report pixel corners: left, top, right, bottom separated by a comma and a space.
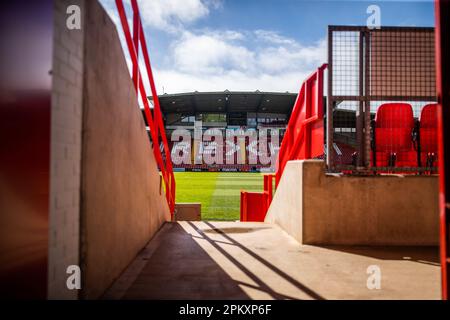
104, 221, 440, 300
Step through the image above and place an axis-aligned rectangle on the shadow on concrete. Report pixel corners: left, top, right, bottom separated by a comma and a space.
122, 223, 250, 299
197, 221, 325, 300
187, 222, 299, 299
116, 222, 440, 300
318, 245, 440, 266
121, 221, 325, 300
203, 226, 270, 234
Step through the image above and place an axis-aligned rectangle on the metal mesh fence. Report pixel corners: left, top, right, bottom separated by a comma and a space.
331, 31, 360, 97
369, 30, 435, 100
327, 26, 437, 174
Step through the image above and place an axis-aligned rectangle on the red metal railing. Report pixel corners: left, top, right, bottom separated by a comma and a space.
115, 0, 175, 214
275, 63, 327, 185
240, 64, 327, 221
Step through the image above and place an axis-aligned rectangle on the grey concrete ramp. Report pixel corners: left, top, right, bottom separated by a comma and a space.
104, 221, 440, 300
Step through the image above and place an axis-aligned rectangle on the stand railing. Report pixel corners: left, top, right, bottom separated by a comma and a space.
275, 63, 327, 185
240, 64, 327, 221
116, 0, 175, 214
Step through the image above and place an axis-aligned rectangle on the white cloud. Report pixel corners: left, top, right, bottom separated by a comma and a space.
155, 68, 312, 93
171, 31, 254, 74
256, 38, 327, 73
254, 30, 297, 46
100, 0, 221, 33
138, 0, 212, 32
99, 0, 326, 95
157, 30, 326, 93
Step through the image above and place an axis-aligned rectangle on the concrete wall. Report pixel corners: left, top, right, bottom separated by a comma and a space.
79, 0, 171, 299
175, 203, 201, 221
266, 160, 439, 246
48, 0, 85, 300
265, 161, 304, 242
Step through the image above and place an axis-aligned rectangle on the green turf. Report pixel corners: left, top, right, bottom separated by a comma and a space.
174, 172, 264, 220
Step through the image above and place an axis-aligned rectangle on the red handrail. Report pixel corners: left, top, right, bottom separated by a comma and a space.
240, 64, 326, 221
116, 0, 175, 214
275, 64, 327, 185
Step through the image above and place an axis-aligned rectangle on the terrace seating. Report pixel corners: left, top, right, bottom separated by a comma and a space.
371, 103, 417, 168
419, 103, 438, 167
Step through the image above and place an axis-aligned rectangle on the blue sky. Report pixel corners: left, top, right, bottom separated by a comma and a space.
100, 0, 434, 94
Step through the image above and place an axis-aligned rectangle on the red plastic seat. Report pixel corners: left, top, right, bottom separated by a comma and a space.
372, 103, 417, 168
419, 103, 438, 167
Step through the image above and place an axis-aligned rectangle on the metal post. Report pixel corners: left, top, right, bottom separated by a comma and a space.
364, 29, 372, 169
326, 27, 334, 170
357, 31, 365, 167
304, 81, 311, 159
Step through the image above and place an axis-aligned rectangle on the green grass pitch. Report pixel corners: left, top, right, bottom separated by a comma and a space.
174, 172, 264, 220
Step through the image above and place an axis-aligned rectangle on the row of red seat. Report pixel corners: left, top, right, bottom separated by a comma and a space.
371, 103, 438, 169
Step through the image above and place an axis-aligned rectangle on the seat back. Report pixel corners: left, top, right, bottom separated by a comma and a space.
419, 103, 438, 153
375, 103, 414, 152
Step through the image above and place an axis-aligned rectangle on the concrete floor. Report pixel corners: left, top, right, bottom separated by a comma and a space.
104, 221, 441, 300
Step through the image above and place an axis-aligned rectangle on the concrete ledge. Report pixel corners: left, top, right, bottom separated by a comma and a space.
265, 160, 439, 246
175, 203, 201, 221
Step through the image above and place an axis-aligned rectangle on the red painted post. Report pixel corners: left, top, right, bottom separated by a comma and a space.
263, 175, 268, 212
240, 192, 246, 221
132, 4, 139, 94
263, 174, 273, 210
435, 0, 450, 300
304, 81, 311, 159
267, 174, 273, 205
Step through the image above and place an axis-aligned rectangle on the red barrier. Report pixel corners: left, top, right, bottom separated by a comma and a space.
275, 64, 327, 185
240, 192, 268, 222
115, 0, 175, 214
240, 174, 274, 222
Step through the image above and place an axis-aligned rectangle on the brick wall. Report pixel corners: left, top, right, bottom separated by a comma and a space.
48, 0, 85, 299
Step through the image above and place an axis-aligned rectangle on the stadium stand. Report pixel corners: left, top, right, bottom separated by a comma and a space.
146, 92, 293, 171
